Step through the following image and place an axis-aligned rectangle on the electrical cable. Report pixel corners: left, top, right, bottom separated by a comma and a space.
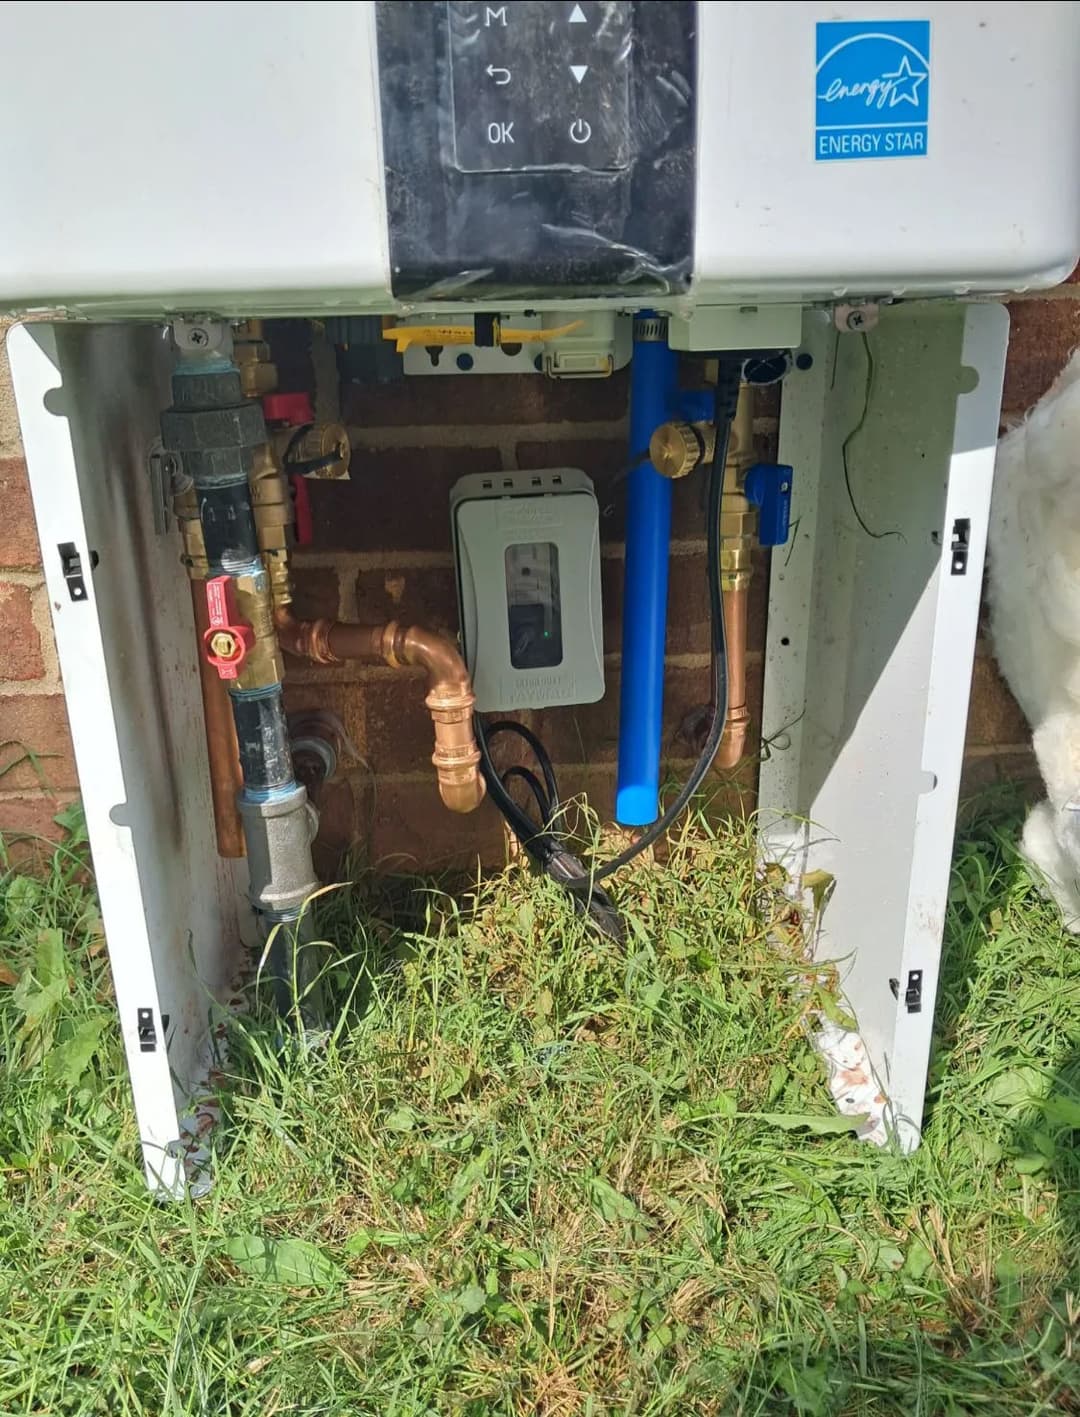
476, 355, 744, 937
501, 764, 552, 825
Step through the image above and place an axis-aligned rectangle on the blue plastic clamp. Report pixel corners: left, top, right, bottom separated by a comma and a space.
744, 463, 794, 547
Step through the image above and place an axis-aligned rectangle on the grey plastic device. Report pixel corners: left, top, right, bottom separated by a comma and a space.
451, 468, 604, 712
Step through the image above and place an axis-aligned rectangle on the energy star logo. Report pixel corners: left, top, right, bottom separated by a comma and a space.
815, 20, 930, 162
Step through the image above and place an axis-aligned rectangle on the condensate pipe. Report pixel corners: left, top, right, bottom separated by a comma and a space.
275, 611, 485, 814
615, 313, 679, 827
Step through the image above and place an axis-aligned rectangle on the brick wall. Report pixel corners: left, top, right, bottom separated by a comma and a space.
0, 291, 1074, 872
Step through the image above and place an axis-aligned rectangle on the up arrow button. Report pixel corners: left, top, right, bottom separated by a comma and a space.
570, 64, 588, 83
568, 4, 587, 22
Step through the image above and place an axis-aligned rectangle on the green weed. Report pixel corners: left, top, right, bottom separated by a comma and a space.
0, 799, 1076, 1414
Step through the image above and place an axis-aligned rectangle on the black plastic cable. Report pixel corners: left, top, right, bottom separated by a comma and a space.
484, 720, 561, 819
476, 355, 744, 935
502, 764, 552, 825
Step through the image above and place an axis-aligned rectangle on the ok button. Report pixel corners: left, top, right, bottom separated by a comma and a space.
569, 117, 592, 144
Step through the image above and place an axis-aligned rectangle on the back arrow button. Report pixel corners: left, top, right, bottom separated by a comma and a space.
485, 65, 511, 85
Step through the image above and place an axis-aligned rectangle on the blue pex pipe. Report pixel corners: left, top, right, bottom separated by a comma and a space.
615, 319, 679, 826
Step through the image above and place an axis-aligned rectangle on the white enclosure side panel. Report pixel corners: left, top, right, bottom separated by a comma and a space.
759, 302, 1008, 1147
892, 303, 1009, 1121
8, 323, 249, 1193
0, 3, 389, 312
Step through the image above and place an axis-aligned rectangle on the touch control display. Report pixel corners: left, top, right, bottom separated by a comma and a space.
447, 1, 631, 172
375, 0, 695, 297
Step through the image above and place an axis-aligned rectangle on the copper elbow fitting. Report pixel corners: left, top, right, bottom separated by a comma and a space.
276, 615, 486, 814
374, 622, 486, 815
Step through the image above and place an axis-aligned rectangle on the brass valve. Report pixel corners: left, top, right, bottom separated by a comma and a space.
649, 420, 717, 479
272, 422, 351, 481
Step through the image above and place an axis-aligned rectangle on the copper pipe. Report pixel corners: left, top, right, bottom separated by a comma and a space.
191, 582, 246, 857
715, 582, 750, 770
716, 383, 757, 770
275, 610, 485, 814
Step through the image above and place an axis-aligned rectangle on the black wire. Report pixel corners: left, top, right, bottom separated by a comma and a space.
484, 720, 561, 817
501, 764, 552, 825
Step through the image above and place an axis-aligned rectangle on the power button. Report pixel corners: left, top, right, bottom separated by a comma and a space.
569, 118, 592, 144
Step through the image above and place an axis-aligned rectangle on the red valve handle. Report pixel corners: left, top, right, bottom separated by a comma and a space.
203, 575, 255, 680
262, 391, 314, 427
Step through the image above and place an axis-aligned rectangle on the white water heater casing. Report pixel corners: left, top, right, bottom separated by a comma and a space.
0, 2, 1074, 311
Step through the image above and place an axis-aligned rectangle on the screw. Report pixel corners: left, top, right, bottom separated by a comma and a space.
188, 327, 209, 347
845, 310, 867, 331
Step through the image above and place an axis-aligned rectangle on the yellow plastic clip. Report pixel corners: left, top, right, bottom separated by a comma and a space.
382, 318, 583, 355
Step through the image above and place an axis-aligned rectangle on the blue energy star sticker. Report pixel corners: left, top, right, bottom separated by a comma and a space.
815, 20, 930, 162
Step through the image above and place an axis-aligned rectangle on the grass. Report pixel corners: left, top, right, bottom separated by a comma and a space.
0, 795, 1077, 1415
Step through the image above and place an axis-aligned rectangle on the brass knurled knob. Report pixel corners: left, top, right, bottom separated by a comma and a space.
650, 420, 709, 479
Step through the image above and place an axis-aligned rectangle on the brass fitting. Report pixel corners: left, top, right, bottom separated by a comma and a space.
272, 422, 351, 481
233, 319, 279, 400
650, 420, 716, 480
275, 612, 486, 814
249, 441, 295, 611
230, 565, 285, 691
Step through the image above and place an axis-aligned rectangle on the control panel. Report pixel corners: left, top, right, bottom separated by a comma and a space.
451, 469, 604, 711
375, 0, 696, 297
447, 0, 631, 172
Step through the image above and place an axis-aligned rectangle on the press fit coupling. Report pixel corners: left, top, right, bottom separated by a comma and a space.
238, 785, 319, 920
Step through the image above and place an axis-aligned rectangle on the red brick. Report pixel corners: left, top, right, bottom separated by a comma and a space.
0, 458, 39, 568
309, 777, 357, 880
1002, 297, 1080, 416
0, 792, 75, 869
342, 368, 628, 429
0, 582, 44, 681
282, 679, 367, 761
515, 438, 631, 545
965, 657, 1030, 747
600, 548, 769, 659
289, 564, 339, 621
310, 446, 501, 552
357, 668, 438, 776
960, 751, 1041, 799
354, 562, 459, 637
368, 776, 505, 871
518, 663, 714, 767
552, 756, 758, 828
0, 695, 75, 791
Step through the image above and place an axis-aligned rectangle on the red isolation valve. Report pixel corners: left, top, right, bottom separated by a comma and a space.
203, 575, 255, 681
262, 391, 314, 427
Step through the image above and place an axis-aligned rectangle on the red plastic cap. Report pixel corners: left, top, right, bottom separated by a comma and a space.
262, 391, 314, 426
290, 473, 314, 547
